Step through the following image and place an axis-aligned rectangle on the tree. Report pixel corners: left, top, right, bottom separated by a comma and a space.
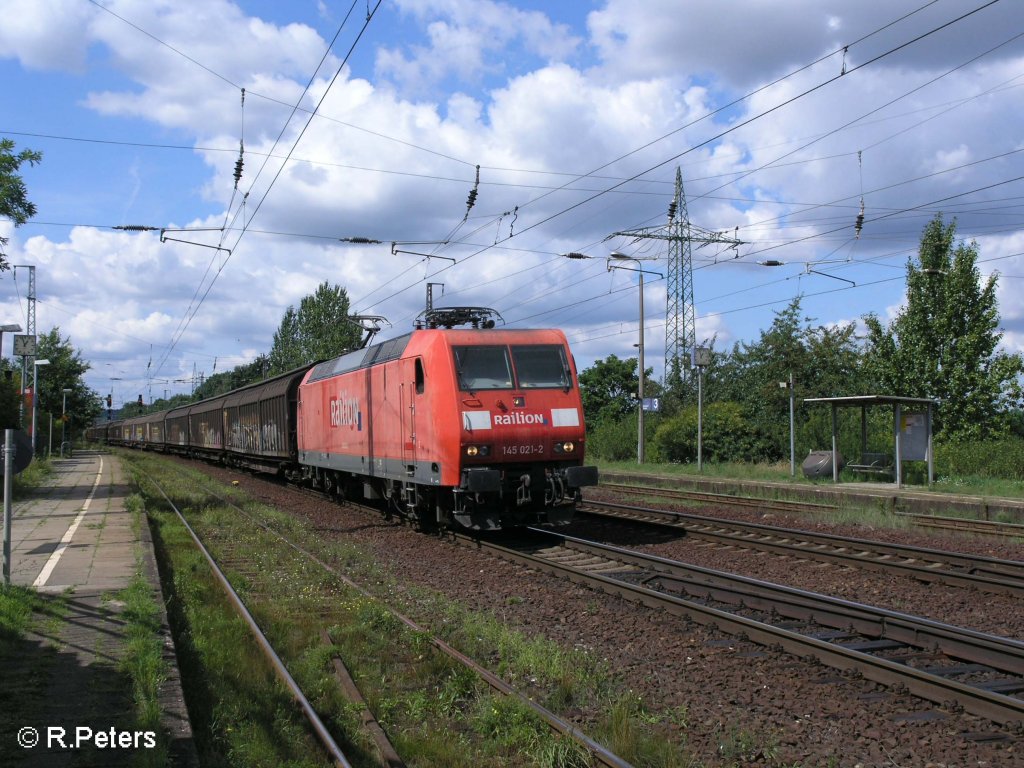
268, 307, 301, 374
862, 215, 1024, 441
0, 138, 43, 271
710, 297, 865, 460
35, 328, 101, 442
714, 299, 809, 407
578, 354, 651, 424
268, 282, 361, 374
0, 361, 20, 430
192, 354, 270, 400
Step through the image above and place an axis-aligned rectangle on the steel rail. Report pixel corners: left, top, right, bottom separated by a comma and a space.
155, 464, 635, 768
899, 513, 1024, 540
139, 470, 354, 768
596, 481, 838, 514
455, 529, 1024, 727
552, 531, 1024, 673
579, 498, 1024, 596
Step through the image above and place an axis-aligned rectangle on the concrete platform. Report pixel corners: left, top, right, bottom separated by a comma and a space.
3, 450, 198, 766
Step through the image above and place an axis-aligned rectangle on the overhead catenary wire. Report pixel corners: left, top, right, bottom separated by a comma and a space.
389, 64, 1024, 342
688, 26, 1024, 243
152, 1, 383, 380
85, 0, 474, 170
8, 60, 1022, 247
15, 2, 1021, 393
352, 0, 1012, 321
156, 0, 366, 364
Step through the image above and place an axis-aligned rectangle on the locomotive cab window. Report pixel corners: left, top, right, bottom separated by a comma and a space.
453, 345, 513, 390
511, 345, 571, 389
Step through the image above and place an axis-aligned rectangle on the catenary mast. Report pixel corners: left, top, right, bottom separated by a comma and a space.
612, 167, 743, 387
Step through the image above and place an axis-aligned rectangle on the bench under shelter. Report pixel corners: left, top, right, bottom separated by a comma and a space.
803, 395, 937, 488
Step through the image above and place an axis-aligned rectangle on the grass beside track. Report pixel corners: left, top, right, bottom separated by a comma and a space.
118, 451, 792, 767
111, 493, 172, 767
130, 458, 343, 768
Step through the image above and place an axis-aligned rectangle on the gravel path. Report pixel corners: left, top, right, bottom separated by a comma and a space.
185, 462, 1023, 767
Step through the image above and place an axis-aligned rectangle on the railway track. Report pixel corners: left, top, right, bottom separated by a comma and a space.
900, 512, 1024, 539
596, 481, 838, 515
577, 498, 1024, 597
458, 528, 1024, 730
595, 481, 1024, 539
139, 469, 357, 768
139, 462, 635, 768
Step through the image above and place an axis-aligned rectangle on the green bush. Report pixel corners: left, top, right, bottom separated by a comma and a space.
935, 437, 1024, 480
653, 401, 777, 463
586, 415, 640, 462
585, 412, 669, 462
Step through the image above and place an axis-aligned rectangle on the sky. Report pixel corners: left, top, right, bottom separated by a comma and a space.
1, 0, 1023, 409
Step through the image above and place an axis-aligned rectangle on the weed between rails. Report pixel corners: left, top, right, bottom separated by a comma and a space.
124, 452, 793, 767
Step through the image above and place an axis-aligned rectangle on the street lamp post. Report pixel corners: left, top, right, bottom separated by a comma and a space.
561, 256, 663, 466
32, 359, 49, 458
0, 323, 22, 365
779, 373, 795, 476
607, 252, 662, 464
61, 388, 71, 457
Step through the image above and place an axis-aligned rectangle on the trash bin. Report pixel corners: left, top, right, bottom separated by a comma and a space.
802, 450, 844, 480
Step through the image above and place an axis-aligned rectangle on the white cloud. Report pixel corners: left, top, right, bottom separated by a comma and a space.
2, 0, 1023, 400
378, 0, 581, 95
0, 0, 95, 72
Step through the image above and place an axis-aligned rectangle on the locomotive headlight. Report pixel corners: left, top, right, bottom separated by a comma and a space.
464, 445, 491, 457
465, 445, 479, 457
553, 441, 575, 454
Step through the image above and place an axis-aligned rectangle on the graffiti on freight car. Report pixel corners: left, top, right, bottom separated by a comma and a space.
228, 421, 284, 453
198, 423, 222, 448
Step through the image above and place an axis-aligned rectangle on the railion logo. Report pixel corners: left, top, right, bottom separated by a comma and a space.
330, 395, 361, 430
493, 412, 547, 426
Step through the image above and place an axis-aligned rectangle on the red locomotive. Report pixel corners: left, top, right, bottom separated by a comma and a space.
298, 318, 597, 529
89, 308, 598, 530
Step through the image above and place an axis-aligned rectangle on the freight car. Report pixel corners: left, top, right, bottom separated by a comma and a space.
98, 365, 309, 475
89, 314, 597, 530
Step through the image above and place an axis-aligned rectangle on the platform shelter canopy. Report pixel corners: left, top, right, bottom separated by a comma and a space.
802, 395, 938, 487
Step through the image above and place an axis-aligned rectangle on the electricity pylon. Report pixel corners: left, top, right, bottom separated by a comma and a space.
611, 167, 743, 388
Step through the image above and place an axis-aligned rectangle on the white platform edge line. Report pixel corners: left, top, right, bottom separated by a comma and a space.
32, 457, 105, 588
